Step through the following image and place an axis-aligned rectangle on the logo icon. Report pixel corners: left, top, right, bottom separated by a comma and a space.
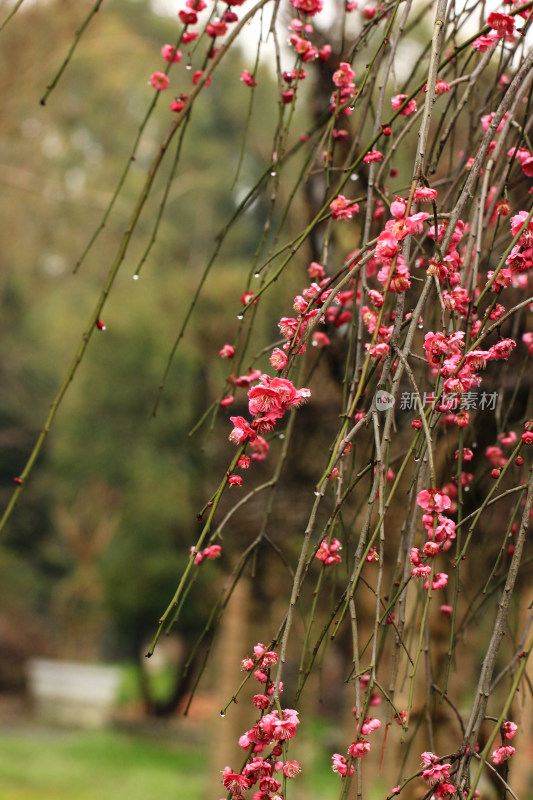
375, 390, 394, 411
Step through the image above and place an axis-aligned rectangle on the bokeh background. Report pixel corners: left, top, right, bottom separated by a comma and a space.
0, 2, 349, 797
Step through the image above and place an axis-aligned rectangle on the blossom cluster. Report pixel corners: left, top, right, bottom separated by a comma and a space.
315, 537, 342, 566
491, 719, 518, 767
221, 644, 301, 800
190, 543, 221, 565
226, 374, 310, 468
331, 711, 383, 776
419, 752, 454, 797
472, 10, 527, 52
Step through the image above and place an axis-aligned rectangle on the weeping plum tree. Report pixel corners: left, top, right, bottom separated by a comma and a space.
2, 0, 533, 797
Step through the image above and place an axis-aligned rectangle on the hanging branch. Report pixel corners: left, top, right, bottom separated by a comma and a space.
40, 0, 105, 106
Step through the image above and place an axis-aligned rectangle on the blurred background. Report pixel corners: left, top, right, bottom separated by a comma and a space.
0, 1, 532, 799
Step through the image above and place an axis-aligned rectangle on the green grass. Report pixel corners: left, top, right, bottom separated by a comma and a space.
116, 662, 181, 705
0, 720, 390, 800
0, 728, 206, 800
0, 714, 384, 800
